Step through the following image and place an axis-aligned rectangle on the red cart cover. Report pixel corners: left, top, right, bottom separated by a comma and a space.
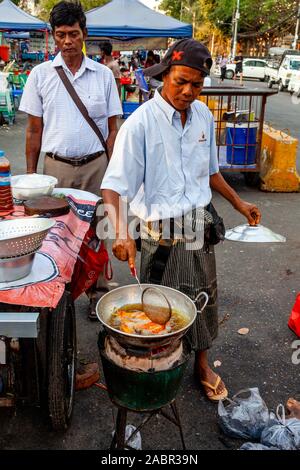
0, 196, 106, 309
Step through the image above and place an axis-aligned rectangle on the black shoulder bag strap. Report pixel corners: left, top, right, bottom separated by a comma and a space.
55, 65, 108, 155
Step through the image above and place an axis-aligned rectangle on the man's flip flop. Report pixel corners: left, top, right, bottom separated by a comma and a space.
200, 375, 228, 402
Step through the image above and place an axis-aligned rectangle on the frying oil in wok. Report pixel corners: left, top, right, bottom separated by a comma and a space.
109, 303, 189, 336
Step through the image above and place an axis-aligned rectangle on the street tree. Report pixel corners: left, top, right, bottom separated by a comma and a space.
160, 0, 298, 35
38, 0, 109, 21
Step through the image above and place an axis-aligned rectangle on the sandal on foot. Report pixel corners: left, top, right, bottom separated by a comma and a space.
200, 375, 228, 402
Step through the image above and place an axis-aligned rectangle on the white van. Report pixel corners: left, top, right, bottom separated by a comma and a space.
265, 49, 300, 91
288, 70, 300, 96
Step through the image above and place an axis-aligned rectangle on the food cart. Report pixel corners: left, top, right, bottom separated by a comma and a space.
199, 87, 278, 186
0, 189, 108, 431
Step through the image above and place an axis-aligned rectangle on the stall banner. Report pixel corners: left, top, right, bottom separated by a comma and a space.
0, 196, 105, 309
86, 37, 167, 54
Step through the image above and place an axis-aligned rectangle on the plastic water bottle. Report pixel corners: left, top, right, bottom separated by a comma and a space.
0, 150, 14, 216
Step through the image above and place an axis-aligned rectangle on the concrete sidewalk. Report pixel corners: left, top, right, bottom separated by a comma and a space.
0, 112, 299, 450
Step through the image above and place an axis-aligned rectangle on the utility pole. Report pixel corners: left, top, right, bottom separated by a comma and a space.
292, 1, 300, 50
211, 31, 215, 57
232, 0, 240, 59
180, 0, 183, 22
192, 10, 196, 37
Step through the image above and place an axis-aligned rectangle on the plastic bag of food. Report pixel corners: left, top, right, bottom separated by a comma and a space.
218, 388, 272, 439
261, 404, 300, 450
240, 442, 279, 450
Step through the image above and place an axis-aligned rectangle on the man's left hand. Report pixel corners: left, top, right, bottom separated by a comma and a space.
236, 200, 261, 226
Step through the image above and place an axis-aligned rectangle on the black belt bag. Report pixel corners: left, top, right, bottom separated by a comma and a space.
205, 202, 225, 246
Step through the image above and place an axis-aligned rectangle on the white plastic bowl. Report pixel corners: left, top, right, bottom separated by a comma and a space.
11, 174, 58, 200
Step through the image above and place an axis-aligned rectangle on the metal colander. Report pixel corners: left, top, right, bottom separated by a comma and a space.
0, 218, 56, 259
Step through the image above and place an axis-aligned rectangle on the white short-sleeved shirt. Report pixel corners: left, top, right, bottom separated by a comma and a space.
19, 53, 122, 158
101, 88, 219, 222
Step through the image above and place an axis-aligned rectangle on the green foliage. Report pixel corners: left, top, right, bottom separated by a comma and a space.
38, 0, 109, 21
160, 0, 298, 39
159, 0, 199, 22
159, 0, 182, 18
206, 0, 298, 35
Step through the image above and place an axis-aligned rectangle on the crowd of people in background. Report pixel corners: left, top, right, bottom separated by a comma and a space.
97, 44, 163, 95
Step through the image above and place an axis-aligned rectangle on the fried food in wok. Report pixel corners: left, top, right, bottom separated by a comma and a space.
109, 304, 189, 336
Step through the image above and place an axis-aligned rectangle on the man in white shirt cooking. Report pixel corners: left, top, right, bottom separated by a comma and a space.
101, 39, 261, 402
19, 1, 122, 320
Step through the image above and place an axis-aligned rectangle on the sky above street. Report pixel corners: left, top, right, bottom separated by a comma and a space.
139, 0, 160, 10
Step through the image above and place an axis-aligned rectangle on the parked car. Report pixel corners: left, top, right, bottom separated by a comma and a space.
214, 58, 267, 81
265, 50, 300, 91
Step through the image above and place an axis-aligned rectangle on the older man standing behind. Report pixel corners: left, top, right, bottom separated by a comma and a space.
19, 1, 122, 319
100, 40, 121, 97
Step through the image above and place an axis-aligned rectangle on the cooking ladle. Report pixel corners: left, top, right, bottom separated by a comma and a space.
130, 266, 172, 325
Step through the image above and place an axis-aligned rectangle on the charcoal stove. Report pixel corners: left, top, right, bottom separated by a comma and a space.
96, 284, 209, 449
98, 330, 191, 450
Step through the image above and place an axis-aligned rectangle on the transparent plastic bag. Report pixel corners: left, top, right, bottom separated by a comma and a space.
218, 388, 272, 440
261, 404, 300, 450
240, 442, 279, 450
112, 424, 142, 450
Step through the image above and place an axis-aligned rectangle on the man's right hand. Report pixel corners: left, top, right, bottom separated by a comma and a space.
112, 237, 137, 270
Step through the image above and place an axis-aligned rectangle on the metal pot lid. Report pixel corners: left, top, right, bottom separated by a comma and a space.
225, 224, 286, 243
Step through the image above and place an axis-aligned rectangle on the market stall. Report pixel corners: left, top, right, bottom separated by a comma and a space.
0, 0, 50, 63
85, 0, 192, 117
85, 0, 192, 39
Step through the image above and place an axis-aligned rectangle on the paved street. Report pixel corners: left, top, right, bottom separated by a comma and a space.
0, 78, 300, 450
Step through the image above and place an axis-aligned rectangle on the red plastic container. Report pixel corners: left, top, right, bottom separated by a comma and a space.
288, 293, 300, 337
120, 77, 132, 85
0, 45, 10, 62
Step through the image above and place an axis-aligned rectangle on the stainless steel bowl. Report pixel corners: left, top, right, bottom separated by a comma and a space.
96, 284, 198, 349
0, 218, 56, 258
0, 251, 36, 283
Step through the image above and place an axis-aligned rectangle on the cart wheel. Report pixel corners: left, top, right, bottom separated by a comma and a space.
48, 292, 76, 431
243, 172, 261, 187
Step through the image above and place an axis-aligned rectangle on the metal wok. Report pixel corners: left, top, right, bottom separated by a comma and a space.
96, 284, 208, 349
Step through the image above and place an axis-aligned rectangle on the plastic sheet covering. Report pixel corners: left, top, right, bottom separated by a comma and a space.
0, 196, 97, 308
